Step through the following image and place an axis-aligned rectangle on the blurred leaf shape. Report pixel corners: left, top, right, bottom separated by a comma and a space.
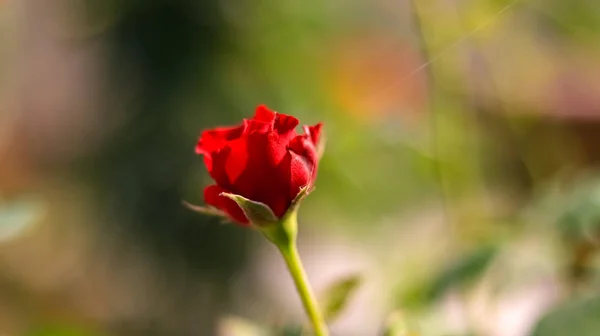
396, 277, 430, 311
529, 295, 600, 336
426, 244, 499, 301
381, 310, 419, 336
0, 195, 44, 242
218, 315, 270, 336
537, 0, 600, 41
318, 273, 361, 322
556, 177, 600, 244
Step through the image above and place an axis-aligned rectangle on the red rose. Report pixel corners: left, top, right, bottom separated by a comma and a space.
196, 105, 322, 225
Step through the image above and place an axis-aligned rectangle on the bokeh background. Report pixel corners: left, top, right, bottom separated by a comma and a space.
1, 0, 600, 335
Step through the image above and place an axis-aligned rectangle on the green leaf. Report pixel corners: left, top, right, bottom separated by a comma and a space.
220, 192, 278, 225
426, 244, 498, 301
319, 273, 362, 322
555, 178, 600, 243
530, 295, 600, 336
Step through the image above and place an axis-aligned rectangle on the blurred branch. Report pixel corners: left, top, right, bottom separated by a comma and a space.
408, 0, 451, 229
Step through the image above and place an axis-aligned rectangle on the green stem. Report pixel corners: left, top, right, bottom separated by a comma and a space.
278, 242, 329, 336
261, 212, 329, 336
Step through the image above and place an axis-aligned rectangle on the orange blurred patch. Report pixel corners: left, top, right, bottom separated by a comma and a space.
323, 35, 428, 122
0, 133, 37, 197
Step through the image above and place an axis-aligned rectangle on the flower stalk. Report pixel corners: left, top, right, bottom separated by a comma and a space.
260, 212, 329, 336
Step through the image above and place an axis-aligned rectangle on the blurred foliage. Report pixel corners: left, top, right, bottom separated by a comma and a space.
397, 244, 499, 310
88, 0, 245, 270
426, 244, 499, 302
537, 0, 600, 42
530, 295, 600, 336
556, 175, 600, 244
319, 273, 361, 323
278, 325, 303, 336
381, 311, 420, 336
2, 0, 600, 334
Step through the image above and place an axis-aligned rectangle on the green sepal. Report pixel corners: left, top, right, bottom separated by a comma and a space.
282, 185, 312, 221
219, 192, 278, 226
258, 185, 312, 246
182, 201, 231, 224
182, 201, 226, 217
185, 184, 313, 229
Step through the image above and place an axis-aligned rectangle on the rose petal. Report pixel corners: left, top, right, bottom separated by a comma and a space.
221, 137, 249, 187
253, 105, 276, 123
196, 124, 246, 173
208, 146, 235, 189
288, 150, 313, 200
244, 118, 273, 133
288, 134, 317, 167
195, 124, 246, 155
303, 123, 322, 147
275, 113, 299, 138
229, 130, 292, 217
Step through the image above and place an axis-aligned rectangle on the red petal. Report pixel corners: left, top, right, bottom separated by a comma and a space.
195, 124, 245, 155
275, 113, 299, 138
227, 130, 292, 217
197, 124, 248, 189
218, 137, 248, 187
204, 185, 249, 225
288, 134, 317, 166
303, 123, 322, 147
207, 146, 235, 189
288, 150, 313, 200
244, 118, 273, 133
253, 105, 276, 123
288, 133, 319, 185
196, 124, 246, 174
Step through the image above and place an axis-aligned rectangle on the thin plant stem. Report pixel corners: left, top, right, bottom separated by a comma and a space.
259, 203, 329, 335
278, 241, 329, 336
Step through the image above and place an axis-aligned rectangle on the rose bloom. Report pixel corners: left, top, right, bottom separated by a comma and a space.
196, 105, 322, 225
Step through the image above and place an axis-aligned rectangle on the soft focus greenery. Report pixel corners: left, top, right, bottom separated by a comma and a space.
1, 0, 600, 335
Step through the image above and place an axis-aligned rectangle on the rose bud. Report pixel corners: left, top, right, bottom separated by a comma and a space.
193, 105, 322, 226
